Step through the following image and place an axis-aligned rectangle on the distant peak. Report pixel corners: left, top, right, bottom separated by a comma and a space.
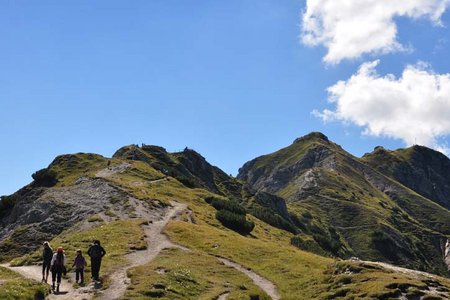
409, 144, 448, 158
141, 144, 168, 154
181, 147, 207, 161
411, 145, 432, 152
294, 132, 329, 144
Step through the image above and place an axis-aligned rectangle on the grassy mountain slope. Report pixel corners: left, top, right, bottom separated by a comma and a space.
2, 138, 450, 299
0, 266, 49, 299
238, 132, 450, 276
362, 145, 450, 209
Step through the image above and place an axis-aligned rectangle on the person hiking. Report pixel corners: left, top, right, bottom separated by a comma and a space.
50, 246, 66, 293
87, 240, 106, 281
72, 249, 87, 284
42, 241, 53, 283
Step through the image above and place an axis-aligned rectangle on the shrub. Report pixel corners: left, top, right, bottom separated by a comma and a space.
31, 168, 57, 187
371, 230, 399, 261
216, 210, 255, 235
302, 211, 313, 220
289, 213, 308, 232
0, 195, 19, 213
205, 196, 254, 235
291, 235, 326, 255
310, 226, 342, 255
175, 175, 197, 188
205, 197, 246, 215
251, 207, 298, 234
313, 233, 341, 254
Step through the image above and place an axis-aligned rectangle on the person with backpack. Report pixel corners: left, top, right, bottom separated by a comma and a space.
87, 240, 106, 281
50, 246, 66, 293
42, 241, 53, 283
72, 249, 87, 284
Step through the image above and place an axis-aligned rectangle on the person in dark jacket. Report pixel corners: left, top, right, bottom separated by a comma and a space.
42, 241, 53, 283
72, 249, 87, 284
50, 246, 66, 293
87, 240, 106, 281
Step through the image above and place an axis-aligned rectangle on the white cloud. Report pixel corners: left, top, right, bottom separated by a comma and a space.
313, 60, 450, 153
301, 0, 450, 64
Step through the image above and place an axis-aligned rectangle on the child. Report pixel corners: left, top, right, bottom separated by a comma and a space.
72, 249, 87, 284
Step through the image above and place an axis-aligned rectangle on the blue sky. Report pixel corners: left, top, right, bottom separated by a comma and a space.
1, 0, 450, 195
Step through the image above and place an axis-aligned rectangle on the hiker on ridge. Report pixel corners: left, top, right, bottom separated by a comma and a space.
87, 240, 106, 281
50, 246, 67, 293
42, 241, 53, 283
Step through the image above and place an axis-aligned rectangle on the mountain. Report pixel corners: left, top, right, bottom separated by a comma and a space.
362, 145, 450, 209
2, 134, 450, 299
238, 132, 450, 275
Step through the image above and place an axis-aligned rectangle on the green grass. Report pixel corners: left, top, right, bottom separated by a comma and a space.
12, 220, 146, 279
5, 139, 450, 299
0, 266, 49, 300
100, 160, 169, 203
165, 218, 333, 300
238, 134, 450, 275
249, 134, 338, 171
321, 261, 450, 299
87, 214, 104, 223
49, 153, 108, 186
124, 248, 270, 300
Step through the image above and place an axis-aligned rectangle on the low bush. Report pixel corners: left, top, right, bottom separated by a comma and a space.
289, 213, 308, 232
0, 195, 19, 213
204, 196, 255, 235
205, 197, 246, 215
216, 210, 255, 235
312, 233, 341, 255
250, 207, 298, 234
31, 168, 57, 187
371, 230, 399, 261
175, 175, 197, 188
309, 226, 343, 255
290, 235, 326, 255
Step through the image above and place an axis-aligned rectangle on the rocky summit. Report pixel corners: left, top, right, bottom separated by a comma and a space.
1, 133, 450, 300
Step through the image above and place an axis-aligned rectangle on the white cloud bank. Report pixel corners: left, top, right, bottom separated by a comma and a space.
302, 0, 450, 64
313, 61, 450, 153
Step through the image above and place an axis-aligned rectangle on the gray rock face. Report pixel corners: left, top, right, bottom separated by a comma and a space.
238, 144, 336, 200
364, 146, 450, 210
0, 178, 131, 258
237, 132, 450, 275
114, 145, 237, 197
252, 191, 290, 219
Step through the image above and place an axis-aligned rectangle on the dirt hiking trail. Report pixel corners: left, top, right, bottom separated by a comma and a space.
217, 258, 280, 300
0, 264, 91, 300
2, 198, 281, 300
359, 261, 449, 299
97, 201, 188, 300
3, 163, 281, 300
1, 201, 188, 300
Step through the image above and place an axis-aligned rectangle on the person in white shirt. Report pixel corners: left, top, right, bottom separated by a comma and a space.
50, 246, 66, 293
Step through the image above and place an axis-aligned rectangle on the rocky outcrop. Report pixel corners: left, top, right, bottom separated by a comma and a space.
237, 132, 450, 276
238, 143, 336, 199
363, 145, 450, 209
114, 145, 241, 198
0, 178, 133, 260
251, 191, 290, 219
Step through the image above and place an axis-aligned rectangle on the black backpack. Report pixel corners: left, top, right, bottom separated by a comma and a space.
90, 245, 102, 258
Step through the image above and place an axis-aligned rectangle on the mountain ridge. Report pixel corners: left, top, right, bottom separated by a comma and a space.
2, 132, 450, 299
